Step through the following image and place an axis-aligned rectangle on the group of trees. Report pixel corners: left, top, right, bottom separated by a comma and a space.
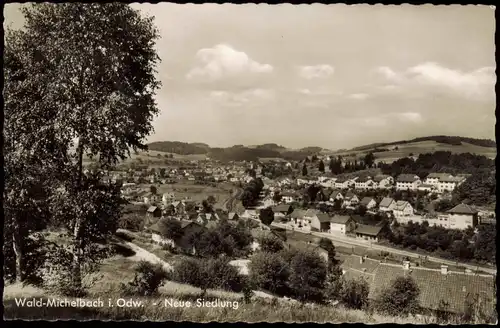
248, 238, 423, 315
158, 219, 253, 258
387, 221, 496, 264
4, 3, 161, 295
241, 178, 264, 208
379, 151, 494, 178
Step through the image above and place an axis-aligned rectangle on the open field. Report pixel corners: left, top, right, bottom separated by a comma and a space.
326, 141, 496, 163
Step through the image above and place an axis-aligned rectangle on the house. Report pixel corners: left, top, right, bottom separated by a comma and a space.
171, 201, 185, 214
343, 191, 359, 207
296, 209, 319, 230
378, 197, 396, 212
147, 206, 162, 218
446, 203, 479, 230
354, 224, 385, 242
438, 176, 466, 193
320, 179, 337, 189
355, 176, 375, 190
329, 215, 356, 235
373, 175, 394, 189
392, 201, 414, 218
281, 191, 298, 204
196, 212, 220, 226
334, 177, 356, 189
310, 213, 331, 232
340, 256, 496, 318
418, 184, 438, 193
228, 212, 239, 220
329, 190, 344, 202
424, 173, 453, 186
262, 195, 276, 208
359, 197, 377, 209
272, 204, 293, 217
396, 174, 422, 190
290, 209, 306, 224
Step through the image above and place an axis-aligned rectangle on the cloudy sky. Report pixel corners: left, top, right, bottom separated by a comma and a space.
4, 4, 496, 150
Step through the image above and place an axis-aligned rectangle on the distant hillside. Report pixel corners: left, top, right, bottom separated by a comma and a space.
351, 136, 496, 151
253, 143, 288, 152
147, 141, 209, 155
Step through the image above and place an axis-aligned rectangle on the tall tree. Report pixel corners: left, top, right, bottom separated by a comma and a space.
364, 152, 375, 168
318, 160, 325, 173
302, 163, 308, 176
4, 3, 161, 292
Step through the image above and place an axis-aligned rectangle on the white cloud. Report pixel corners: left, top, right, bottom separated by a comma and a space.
348, 93, 369, 100
396, 112, 423, 123
297, 65, 335, 79
296, 87, 340, 96
375, 63, 495, 100
407, 62, 495, 98
209, 88, 274, 106
186, 44, 273, 81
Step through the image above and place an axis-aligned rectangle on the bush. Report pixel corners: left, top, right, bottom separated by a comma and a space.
258, 234, 284, 253
115, 230, 135, 242
40, 247, 86, 297
172, 258, 203, 287
122, 260, 170, 296
248, 251, 290, 295
339, 278, 370, 309
202, 257, 244, 292
288, 249, 328, 303
374, 276, 420, 316
118, 214, 145, 232
112, 243, 136, 257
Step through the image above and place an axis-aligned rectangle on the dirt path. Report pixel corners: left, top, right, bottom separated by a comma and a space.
124, 241, 174, 272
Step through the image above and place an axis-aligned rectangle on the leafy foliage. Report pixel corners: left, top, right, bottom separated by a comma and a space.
249, 252, 290, 295
375, 276, 420, 316
288, 249, 328, 303
122, 261, 169, 296
259, 207, 275, 226
258, 234, 284, 253
339, 278, 370, 309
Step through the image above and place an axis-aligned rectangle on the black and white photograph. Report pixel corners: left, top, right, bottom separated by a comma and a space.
2, 2, 497, 323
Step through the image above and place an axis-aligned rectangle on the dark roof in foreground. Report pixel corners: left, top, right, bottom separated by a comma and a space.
447, 203, 478, 215
354, 224, 383, 236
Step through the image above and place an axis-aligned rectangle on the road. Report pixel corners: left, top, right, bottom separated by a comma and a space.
224, 187, 243, 212
270, 222, 497, 275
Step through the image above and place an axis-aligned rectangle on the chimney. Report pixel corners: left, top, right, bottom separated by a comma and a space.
441, 265, 448, 275
360, 256, 364, 264
403, 261, 410, 270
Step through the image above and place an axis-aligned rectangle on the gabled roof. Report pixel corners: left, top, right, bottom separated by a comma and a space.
373, 174, 391, 182
426, 173, 453, 179
330, 190, 343, 198
228, 212, 239, 220
330, 215, 352, 224
397, 174, 420, 183
304, 208, 319, 217
447, 203, 478, 215
272, 204, 292, 213
354, 224, 383, 236
379, 197, 394, 208
290, 209, 306, 219
345, 191, 356, 199
147, 206, 159, 213
356, 176, 373, 183
393, 200, 411, 211
369, 264, 496, 315
360, 197, 376, 206
335, 177, 351, 183
316, 213, 331, 223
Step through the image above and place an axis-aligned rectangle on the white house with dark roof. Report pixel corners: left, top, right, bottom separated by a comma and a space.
359, 197, 377, 209
378, 197, 396, 212
310, 212, 332, 232
396, 174, 422, 190
373, 175, 394, 189
446, 203, 479, 230
343, 191, 359, 207
334, 177, 357, 189
392, 200, 414, 219
329, 215, 356, 235
329, 190, 344, 202
355, 176, 375, 190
